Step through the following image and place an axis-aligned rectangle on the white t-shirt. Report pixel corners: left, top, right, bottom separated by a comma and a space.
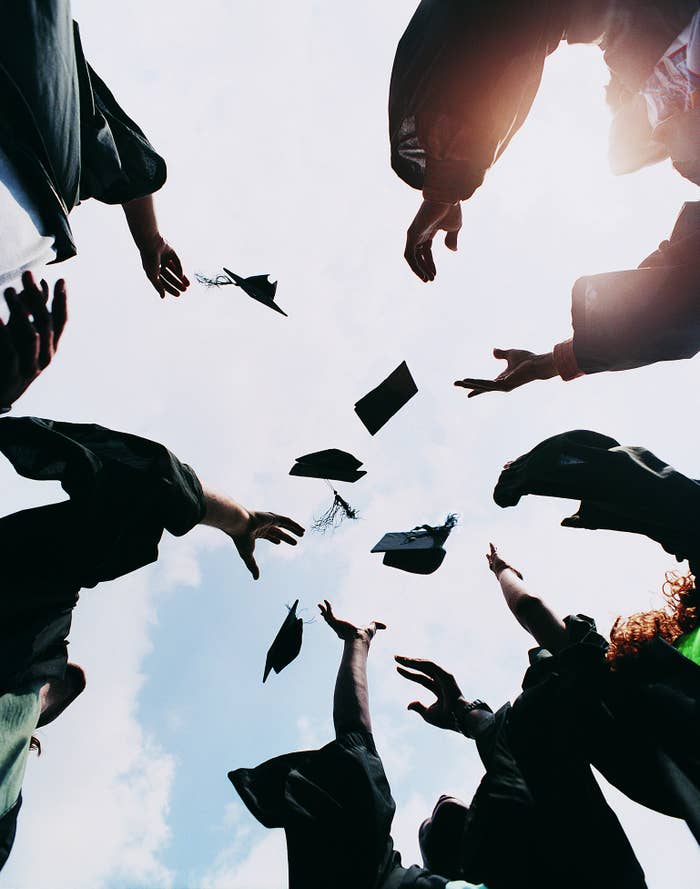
0, 146, 57, 290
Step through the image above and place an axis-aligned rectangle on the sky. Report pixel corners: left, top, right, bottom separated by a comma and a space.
1, 1, 699, 887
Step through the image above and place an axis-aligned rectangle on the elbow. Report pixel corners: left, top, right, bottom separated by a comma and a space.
513, 594, 545, 623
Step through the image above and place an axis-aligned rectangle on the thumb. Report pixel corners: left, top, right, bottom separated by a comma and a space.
407, 701, 429, 720
493, 348, 509, 360
244, 553, 260, 580
235, 538, 260, 580
445, 229, 459, 251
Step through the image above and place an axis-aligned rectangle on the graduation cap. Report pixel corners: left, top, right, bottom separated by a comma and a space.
263, 600, 303, 683
289, 449, 364, 532
289, 449, 366, 484
195, 267, 287, 316
355, 361, 418, 435
371, 515, 457, 575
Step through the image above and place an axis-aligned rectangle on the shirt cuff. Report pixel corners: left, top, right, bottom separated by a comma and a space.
422, 157, 484, 203
552, 338, 584, 381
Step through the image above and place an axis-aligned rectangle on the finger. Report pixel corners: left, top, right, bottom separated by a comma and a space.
5, 289, 39, 373
235, 538, 260, 580
445, 229, 459, 251
22, 279, 52, 368
490, 543, 497, 556
158, 276, 181, 297
404, 242, 428, 282
396, 666, 437, 693
373, 621, 387, 631
407, 701, 430, 719
395, 656, 448, 680
143, 258, 166, 299
271, 515, 305, 537
51, 280, 68, 345
493, 348, 510, 360
454, 378, 504, 392
420, 243, 436, 281
264, 535, 281, 545
164, 251, 190, 286
160, 266, 187, 292
243, 551, 260, 579
20, 270, 43, 301
269, 529, 298, 546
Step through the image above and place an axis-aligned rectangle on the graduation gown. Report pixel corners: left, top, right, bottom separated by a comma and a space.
569, 202, 700, 375
389, 0, 697, 203
493, 429, 700, 571
508, 615, 700, 845
230, 730, 461, 889
0, 416, 205, 695
0, 2, 167, 262
230, 711, 643, 888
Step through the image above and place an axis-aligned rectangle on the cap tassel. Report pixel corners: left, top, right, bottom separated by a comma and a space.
312, 488, 359, 532
195, 272, 232, 287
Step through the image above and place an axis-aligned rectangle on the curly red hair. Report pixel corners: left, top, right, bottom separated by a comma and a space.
607, 571, 698, 669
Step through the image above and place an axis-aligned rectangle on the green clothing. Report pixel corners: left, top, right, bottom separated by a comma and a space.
675, 626, 700, 666
0, 683, 41, 819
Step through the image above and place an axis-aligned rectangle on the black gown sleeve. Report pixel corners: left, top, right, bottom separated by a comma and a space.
389, 0, 560, 202
0, 417, 205, 692
570, 201, 700, 375
73, 22, 167, 204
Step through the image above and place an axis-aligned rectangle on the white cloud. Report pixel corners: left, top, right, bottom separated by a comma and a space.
200, 832, 286, 889
2, 2, 697, 887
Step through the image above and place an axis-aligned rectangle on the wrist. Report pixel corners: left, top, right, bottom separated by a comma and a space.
201, 487, 250, 536
496, 564, 524, 581
452, 698, 493, 737
533, 352, 557, 380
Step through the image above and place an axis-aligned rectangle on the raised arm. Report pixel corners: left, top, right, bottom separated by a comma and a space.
486, 544, 567, 653
200, 486, 304, 580
122, 195, 189, 299
318, 600, 385, 737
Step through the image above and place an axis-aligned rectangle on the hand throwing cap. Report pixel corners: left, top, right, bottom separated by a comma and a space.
289, 449, 366, 483
371, 515, 457, 575
263, 600, 303, 682
354, 362, 418, 435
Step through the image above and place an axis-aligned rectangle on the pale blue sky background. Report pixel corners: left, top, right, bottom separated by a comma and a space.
1, 1, 699, 887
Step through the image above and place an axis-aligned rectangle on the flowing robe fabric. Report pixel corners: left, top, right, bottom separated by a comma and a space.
0, 417, 205, 696
0, 2, 167, 261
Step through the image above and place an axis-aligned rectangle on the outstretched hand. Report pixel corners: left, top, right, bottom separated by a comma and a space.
405, 199, 462, 282
228, 510, 304, 580
318, 600, 386, 644
486, 543, 523, 580
0, 272, 67, 409
455, 348, 556, 398
139, 234, 190, 298
395, 656, 465, 732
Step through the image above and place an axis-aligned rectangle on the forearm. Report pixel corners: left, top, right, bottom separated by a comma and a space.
199, 485, 250, 536
498, 568, 567, 653
333, 637, 372, 737
122, 194, 160, 250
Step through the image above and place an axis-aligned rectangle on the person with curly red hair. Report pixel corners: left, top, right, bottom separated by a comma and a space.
486, 544, 700, 843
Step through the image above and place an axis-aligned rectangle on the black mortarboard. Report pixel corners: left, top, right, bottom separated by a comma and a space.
289, 449, 366, 484
195, 268, 287, 316
354, 361, 418, 435
263, 600, 303, 682
371, 515, 457, 575
223, 268, 287, 316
